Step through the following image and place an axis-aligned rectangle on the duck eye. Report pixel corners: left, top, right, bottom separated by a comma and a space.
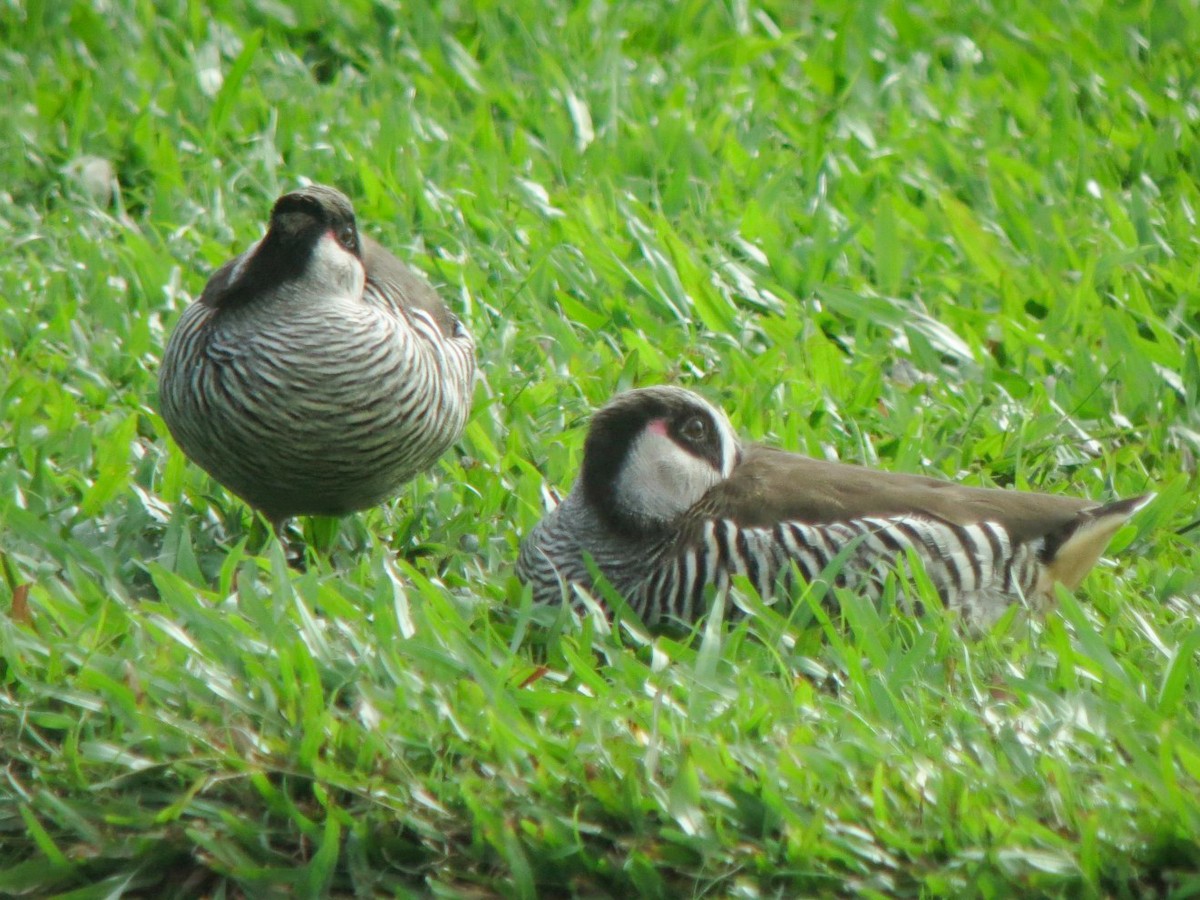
336, 223, 357, 251
679, 416, 708, 443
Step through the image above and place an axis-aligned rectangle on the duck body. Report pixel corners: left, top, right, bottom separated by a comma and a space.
518, 387, 1149, 629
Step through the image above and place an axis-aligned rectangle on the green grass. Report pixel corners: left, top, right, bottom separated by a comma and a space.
2, 0, 1199, 895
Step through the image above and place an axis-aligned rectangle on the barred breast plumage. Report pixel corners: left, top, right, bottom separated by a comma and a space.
517, 387, 1151, 630
158, 185, 476, 525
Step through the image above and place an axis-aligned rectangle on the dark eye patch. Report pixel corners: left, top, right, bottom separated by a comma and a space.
679, 416, 707, 443
671, 410, 721, 470
336, 223, 358, 251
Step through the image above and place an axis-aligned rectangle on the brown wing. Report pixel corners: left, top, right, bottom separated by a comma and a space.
697, 445, 1096, 544
361, 235, 460, 337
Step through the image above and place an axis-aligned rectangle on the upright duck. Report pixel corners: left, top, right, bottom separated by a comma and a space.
159, 185, 475, 528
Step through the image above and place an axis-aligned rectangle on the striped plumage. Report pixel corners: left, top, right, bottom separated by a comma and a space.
517, 387, 1151, 630
159, 185, 475, 524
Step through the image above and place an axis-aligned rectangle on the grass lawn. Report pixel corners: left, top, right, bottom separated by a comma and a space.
3, 0, 1200, 895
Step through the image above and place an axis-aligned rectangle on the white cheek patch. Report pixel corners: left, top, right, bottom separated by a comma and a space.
614, 427, 723, 524
308, 232, 366, 300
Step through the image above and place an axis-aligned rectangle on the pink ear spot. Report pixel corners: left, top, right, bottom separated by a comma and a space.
646, 418, 669, 436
